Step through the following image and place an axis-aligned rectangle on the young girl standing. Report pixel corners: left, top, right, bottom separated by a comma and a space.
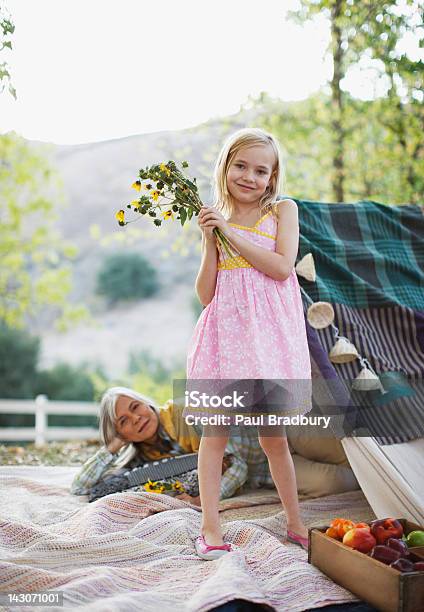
187, 127, 312, 560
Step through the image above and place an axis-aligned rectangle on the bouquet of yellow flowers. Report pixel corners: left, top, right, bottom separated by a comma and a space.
115, 160, 236, 257
143, 479, 185, 495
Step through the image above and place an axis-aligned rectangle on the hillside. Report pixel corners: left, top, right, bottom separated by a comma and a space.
31, 110, 260, 376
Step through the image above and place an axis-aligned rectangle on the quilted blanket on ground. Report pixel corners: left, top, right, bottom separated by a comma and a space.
0, 467, 376, 611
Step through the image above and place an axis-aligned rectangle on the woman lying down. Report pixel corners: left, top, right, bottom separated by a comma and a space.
71, 386, 359, 504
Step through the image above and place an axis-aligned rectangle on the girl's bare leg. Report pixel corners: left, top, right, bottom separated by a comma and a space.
258, 431, 308, 538
197, 426, 230, 546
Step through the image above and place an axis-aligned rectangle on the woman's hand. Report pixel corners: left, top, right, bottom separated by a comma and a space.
198, 205, 232, 240
175, 492, 201, 506
107, 436, 128, 454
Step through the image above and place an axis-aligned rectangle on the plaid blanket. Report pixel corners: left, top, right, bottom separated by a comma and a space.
296, 199, 424, 309
292, 199, 424, 445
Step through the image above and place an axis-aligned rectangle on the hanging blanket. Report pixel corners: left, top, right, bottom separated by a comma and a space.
294, 199, 424, 444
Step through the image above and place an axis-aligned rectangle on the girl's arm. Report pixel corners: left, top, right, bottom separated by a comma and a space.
70, 447, 120, 495
201, 200, 299, 282
195, 230, 219, 307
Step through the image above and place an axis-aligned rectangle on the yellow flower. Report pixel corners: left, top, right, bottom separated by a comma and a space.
173, 481, 185, 492
132, 180, 142, 191
151, 190, 160, 201
144, 480, 158, 493
160, 163, 171, 177
115, 210, 125, 224
131, 200, 140, 209
161, 209, 174, 220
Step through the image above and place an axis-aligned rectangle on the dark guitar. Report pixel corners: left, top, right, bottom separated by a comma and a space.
88, 453, 198, 502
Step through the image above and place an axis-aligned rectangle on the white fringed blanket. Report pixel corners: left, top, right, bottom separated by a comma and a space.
0, 467, 375, 611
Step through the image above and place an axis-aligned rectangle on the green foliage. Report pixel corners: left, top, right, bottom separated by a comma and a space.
284, 0, 423, 203
34, 363, 95, 401
257, 90, 422, 204
83, 350, 183, 409
0, 326, 184, 430
0, 2, 16, 98
249, 0, 423, 204
128, 349, 170, 382
0, 324, 98, 429
0, 132, 87, 329
0, 323, 40, 398
128, 349, 186, 406
96, 252, 159, 303
0, 324, 183, 431
34, 363, 98, 428
128, 372, 174, 407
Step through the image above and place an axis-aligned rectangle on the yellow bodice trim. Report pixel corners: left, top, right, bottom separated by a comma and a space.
218, 255, 253, 271
227, 210, 276, 240
219, 211, 277, 270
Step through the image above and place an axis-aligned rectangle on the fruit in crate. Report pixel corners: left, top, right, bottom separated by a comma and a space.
369, 518, 403, 544
325, 526, 341, 539
390, 558, 415, 573
342, 528, 376, 553
386, 537, 410, 557
405, 530, 424, 547
328, 518, 355, 538
370, 545, 402, 564
413, 562, 424, 571
325, 518, 367, 540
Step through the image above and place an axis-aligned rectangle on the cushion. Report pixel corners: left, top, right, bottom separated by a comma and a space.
292, 454, 359, 498
287, 426, 349, 466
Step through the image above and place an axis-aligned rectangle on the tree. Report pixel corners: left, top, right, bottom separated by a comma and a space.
0, 2, 15, 98
0, 323, 40, 398
1, 5, 86, 329
0, 323, 98, 428
96, 252, 159, 304
360, 6, 423, 202
0, 133, 87, 329
288, 0, 423, 203
255, 92, 334, 200
34, 363, 95, 402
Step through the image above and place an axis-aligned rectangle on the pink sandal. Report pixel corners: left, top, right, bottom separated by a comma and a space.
286, 529, 309, 551
194, 534, 232, 560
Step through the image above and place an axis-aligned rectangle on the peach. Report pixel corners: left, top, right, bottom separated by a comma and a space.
343, 527, 377, 553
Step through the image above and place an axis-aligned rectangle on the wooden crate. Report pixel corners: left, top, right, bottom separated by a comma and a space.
308, 519, 424, 612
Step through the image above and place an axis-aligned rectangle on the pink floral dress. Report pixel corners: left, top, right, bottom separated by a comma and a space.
186, 208, 312, 416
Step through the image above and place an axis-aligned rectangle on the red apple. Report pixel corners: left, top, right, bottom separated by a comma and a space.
413, 562, 424, 571
354, 522, 370, 531
342, 528, 377, 553
370, 518, 403, 544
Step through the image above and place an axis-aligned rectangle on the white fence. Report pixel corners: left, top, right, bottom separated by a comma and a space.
0, 396, 100, 446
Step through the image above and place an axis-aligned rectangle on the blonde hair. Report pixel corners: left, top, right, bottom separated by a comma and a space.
98, 386, 160, 471
212, 127, 284, 219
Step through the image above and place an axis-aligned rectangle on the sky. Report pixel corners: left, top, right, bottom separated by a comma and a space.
0, 0, 420, 145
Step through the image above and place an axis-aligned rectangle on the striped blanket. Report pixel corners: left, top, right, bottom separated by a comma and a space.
294, 199, 424, 444
0, 467, 375, 611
